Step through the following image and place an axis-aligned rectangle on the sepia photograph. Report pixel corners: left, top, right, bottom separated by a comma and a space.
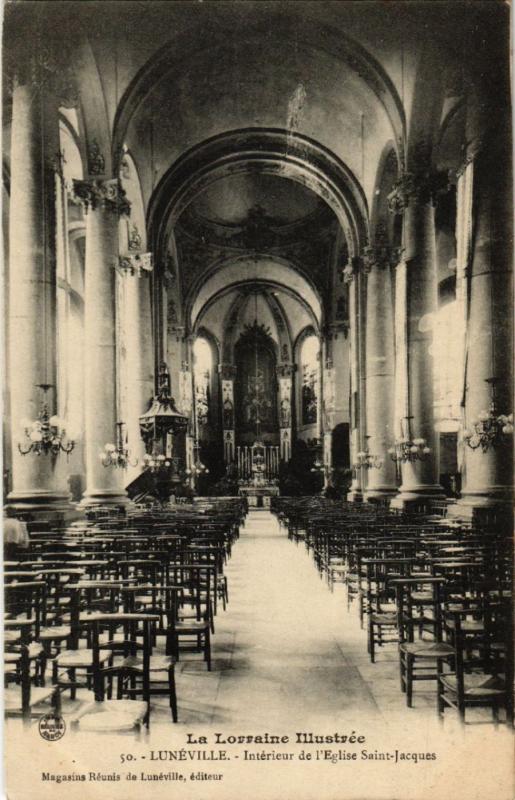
1, 1, 513, 799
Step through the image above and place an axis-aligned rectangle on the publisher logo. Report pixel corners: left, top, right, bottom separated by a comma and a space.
39, 713, 66, 741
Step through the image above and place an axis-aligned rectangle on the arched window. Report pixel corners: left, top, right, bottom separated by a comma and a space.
433, 289, 461, 428
193, 337, 213, 429
300, 333, 319, 426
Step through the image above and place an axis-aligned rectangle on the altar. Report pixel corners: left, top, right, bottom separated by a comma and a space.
237, 440, 280, 507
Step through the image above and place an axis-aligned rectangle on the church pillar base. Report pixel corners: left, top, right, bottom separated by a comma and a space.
79, 490, 131, 508
390, 485, 446, 511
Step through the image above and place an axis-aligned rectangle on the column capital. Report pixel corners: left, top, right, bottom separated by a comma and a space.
118, 252, 153, 277
277, 363, 295, 378
362, 243, 403, 273
341, 255, 364, 283
71, 178, 130, 216
387, 171, 450, 213
219, 364, 237, 380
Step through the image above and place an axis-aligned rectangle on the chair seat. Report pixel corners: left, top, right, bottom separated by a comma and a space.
4, 686, 55, 712
400, 641, 454, 658
411, 591, 433, 603
4, 642, 44, 662
447, 619, 484, 632
72, 700, 148, 732
39, 625, 71, 640
54, 648, 108, 667
370, 612, 397, 624
440, 672, 506, 697
174, 620, 209, 632
122, 654, 176, 672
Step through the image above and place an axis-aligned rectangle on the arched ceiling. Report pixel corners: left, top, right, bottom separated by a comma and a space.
188, 173, 324, 227
190, 258, 321, 332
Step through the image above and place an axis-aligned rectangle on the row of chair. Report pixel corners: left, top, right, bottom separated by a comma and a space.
4, 497, 246, 732
273, 496, 513, 727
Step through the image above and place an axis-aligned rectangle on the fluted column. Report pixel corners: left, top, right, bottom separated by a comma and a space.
454, 142, 513, 512
8, 75, 69, 511
73, 179, 131, 506
118, 254, 154, 486
363, 244, 398, 500
219, 364, 236, 464
389, 173, 445, 508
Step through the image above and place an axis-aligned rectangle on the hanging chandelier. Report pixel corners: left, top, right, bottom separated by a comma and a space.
388, 417, 431, 463
18, 384, 77, 456
353, 436, 383, 470
463, 379, 513, 452
100, 422, 137, 468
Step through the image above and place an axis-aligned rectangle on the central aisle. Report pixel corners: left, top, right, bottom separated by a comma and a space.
169, 509, 382, 728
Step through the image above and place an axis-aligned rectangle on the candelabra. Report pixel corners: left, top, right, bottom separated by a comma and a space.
353, 436, 383, 470
18, 384, 77, 456
388, 417, 431, 463
142, 452, 172, 472
100, 422, 137, 468
185, 441, 209, 477
463, 380, 513, 452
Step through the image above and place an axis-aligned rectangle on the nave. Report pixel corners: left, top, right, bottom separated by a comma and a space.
5, 500, 512, 735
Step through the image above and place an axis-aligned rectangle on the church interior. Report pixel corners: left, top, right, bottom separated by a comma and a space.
2, 0, 513, 746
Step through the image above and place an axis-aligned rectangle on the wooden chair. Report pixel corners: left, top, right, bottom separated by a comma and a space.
168, 565, 212, 671
437, 603, 513, 725
393, 577, 454, 707
71, 612, 164, 732
4, 644, 60, 725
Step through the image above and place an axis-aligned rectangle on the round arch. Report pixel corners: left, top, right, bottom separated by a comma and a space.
190, 258, 322, 333
148, 129, 369, 260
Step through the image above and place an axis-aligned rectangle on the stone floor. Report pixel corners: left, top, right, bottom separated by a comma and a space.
6, 510, 513, 800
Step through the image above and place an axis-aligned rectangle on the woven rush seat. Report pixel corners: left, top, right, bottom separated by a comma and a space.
39, 625, 71, 640
4, 686, 56, 713
370, 612, 397, 624
4, 642, 44, 661
122, 653, 176, 672
399, 641, 454, 658
71, 700, 148, 732
446, 618, 484, 632
440, 672, 506, 697
54, 648, 109, 668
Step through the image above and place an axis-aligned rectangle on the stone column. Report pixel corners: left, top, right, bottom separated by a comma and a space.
277, 364, 294, 462
343, 258, 365, 501
118, 253, 154, 486
219, 364, 236, 464
454, 141, 513, 512
72, 179, 131, 506
8, 75, 70, 512
389, 173, 445, 508
363, 243, 398, 500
